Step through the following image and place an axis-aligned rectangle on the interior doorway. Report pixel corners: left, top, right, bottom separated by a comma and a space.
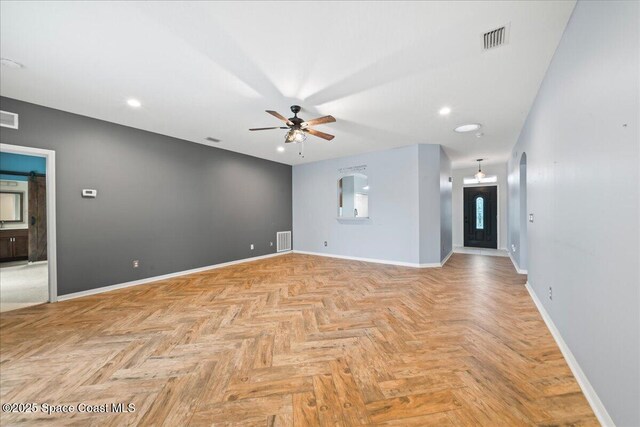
463, 186, 498, 249
0, 144, 57, 311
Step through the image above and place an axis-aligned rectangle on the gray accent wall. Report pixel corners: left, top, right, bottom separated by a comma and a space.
0, 97, 292, 296
293, 144, 451, 266
506, 1, 639, 425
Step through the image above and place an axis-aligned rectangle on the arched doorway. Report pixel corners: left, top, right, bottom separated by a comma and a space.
519, 153, 527, 271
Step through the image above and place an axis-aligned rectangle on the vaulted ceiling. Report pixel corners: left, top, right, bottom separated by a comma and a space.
0, 1, 575, 167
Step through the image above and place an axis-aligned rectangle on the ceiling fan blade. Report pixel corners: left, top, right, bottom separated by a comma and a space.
301, 115, 336, 127
266, 110, 293, 126
249, 127, 289, 131
304, 128, 335, 141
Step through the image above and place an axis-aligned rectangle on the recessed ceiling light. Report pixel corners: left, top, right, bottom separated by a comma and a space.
126, 98, 142, 108
439, 107, 451, 115
277, 146, 285, 152
1, 58, 24, 69
454, 123, 482, 133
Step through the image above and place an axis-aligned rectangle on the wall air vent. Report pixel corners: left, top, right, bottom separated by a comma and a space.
0, 110, 19, 129
205, 137, 221, 143
483, 24, 509, 50
277, 231, 291, 252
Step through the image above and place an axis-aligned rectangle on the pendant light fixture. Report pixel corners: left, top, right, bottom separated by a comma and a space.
474, 159, 486, 180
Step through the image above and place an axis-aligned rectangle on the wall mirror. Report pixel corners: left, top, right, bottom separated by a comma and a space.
338, 174, 369, 219
0, 191, 24, 222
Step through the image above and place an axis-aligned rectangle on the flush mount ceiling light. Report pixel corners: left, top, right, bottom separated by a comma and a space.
0, 58, 24, 69
439, 106, 451, 116
126, 98, 142, 108
277, 146, 285, 152
454, 123, 482, 133
474, 158, 486, 180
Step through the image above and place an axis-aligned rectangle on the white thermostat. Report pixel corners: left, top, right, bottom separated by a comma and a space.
82, 189, 97, 198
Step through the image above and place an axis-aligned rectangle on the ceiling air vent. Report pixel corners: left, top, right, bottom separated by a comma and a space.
205, 136, 221, 143
0, 110, 19, 129
483, 24, 509, 51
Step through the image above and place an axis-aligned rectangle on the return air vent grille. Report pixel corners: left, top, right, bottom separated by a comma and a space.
277, 231, 291, 252
483, 25, 509, 50
0, 110, 19, 129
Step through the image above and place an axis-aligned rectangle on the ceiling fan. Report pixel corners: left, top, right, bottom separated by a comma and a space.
249, 105, 336, 143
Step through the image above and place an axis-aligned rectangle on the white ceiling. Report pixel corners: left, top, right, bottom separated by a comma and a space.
0, 1, 575, 167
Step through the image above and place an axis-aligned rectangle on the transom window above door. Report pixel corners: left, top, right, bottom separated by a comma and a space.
463, 175, 497, 185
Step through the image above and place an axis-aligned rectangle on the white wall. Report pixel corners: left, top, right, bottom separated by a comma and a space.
417, 145, 452, 264
293, 145, 420, 264
0, 180, 28, 230
418, 144, 441, 264
507, 1, 639, 425
439, 146, 452, 261
452, 163, 507, 249
293, 144, 451, 266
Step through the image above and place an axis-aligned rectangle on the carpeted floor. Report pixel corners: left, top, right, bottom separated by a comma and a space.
0, 261, 48, 312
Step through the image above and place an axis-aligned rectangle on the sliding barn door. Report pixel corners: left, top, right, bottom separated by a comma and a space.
28, 175, 47, 262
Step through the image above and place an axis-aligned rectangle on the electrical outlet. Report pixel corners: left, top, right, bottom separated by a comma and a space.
324, 241, 328, 247
548, 286, 553, 300
270, 241, 273, 247
132, 260, 139, 268
250, 244, 254, 250
529, 213, 534, 223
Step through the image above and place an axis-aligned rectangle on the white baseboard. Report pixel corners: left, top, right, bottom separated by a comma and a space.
293, 250, 450, 268
439, 250, 453, 267
525, 282, 615, 427
508, 251, 528, 274
57, 251, 291, 301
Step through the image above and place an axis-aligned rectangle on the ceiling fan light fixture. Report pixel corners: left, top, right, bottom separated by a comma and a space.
285, 129, 306, 143
454, 123, 482, 133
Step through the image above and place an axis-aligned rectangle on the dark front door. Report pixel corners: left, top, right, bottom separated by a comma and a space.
464, 186, 497, 249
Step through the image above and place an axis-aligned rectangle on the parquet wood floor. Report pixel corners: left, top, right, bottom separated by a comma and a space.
0, 253, 597, 426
